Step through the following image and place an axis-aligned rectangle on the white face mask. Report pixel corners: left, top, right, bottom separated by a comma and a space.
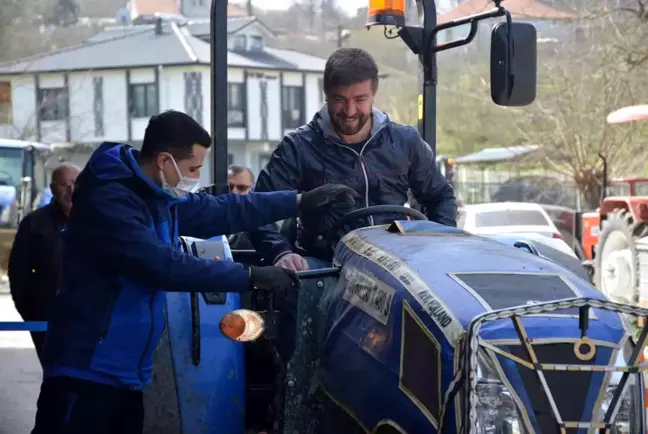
160, 156, 200, 198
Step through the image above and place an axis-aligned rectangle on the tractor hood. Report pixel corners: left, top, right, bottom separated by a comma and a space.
318, 221, 633, 433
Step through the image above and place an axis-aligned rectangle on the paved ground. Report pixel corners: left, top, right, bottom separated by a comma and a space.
0, 294, 41, 434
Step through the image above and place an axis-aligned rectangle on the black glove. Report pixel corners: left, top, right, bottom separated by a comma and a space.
298, 184, 358, 212
249, 265, 301, 291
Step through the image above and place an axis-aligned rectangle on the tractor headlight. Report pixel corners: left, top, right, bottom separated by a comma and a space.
597, 344, 645, 433
475, 379, 521, 434
475, 351, 524, 434
219, 309, 265, 342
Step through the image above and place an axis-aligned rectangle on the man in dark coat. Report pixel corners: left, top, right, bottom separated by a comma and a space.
249, 47, 457, 271
9, 162, 81, 364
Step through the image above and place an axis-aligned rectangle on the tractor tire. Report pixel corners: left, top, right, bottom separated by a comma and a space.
594, 209, 648, 305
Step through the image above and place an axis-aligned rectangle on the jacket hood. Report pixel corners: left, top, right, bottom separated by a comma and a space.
84, 142, 176, 200
311, 104, 390, 141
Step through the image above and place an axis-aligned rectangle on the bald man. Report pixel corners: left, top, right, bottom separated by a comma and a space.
9, 162, 80, 364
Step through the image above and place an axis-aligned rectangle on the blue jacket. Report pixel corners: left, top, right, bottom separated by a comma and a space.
41, 142, 298, 390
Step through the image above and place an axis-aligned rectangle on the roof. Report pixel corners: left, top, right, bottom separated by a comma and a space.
0, 21, 326, 74
453, 145, 540, 165
438, 0, 575, 24
186, 16, 276, 39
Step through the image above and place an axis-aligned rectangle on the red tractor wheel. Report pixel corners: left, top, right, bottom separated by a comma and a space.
594, 209, 648, 304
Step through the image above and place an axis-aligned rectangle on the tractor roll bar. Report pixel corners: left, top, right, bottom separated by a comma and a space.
210, 0, 229, 193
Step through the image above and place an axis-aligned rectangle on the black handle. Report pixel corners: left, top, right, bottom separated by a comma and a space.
190, 292, 201, 367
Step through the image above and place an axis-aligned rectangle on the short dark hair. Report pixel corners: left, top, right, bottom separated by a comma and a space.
140, 110, 211, 161
227, 164, 255, 183
323, 48, 379, 95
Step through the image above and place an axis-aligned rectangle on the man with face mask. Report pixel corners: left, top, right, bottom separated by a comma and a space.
30, 110, 357, 434
9, 162, 80, 365
247, 47, 457, 363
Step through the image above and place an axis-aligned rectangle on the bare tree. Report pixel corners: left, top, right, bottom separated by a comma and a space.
506, 16, 648, 209
0, 0, 96, 62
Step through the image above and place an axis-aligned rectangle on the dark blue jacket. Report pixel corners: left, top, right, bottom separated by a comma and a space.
41, 142, 298, 390
249, 106, 457, 261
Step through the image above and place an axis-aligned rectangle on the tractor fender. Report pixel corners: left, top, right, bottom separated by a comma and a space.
599, 199, 630, 217
600, 198, 648, 224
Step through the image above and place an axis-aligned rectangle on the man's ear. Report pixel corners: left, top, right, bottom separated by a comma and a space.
155, 153, 168, 171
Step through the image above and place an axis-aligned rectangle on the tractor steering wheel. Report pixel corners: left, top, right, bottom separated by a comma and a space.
324, 205, 428, 254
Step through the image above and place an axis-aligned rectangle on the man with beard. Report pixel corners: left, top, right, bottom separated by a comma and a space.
9, 162, 81, 365
247, 47, 457, 362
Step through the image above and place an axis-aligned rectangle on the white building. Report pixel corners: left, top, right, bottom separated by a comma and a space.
0, 16, 327, 183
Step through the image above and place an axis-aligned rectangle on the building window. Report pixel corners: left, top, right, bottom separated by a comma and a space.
38, 88, 69, 121
228, 153, 234, 165
184, 72, 203, 125
250, 36, 263, 51
0, 82, 11, 124
232, 35, 246, 50
227, 83, 245, 127
282, 85, 304, 129
130, 83, 158, 118
93, 77, 104, 136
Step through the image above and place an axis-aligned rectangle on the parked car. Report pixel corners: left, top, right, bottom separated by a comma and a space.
459, 202, 581, 252
459, 202, 589, 280
459, 202, 560, 236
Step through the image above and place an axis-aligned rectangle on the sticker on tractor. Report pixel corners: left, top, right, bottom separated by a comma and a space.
343, 266, 395, 325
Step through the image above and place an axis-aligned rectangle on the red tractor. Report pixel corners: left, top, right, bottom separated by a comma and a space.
592, 105, 648, 307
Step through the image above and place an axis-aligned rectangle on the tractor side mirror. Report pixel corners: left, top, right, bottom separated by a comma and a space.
490, 21, 537, 107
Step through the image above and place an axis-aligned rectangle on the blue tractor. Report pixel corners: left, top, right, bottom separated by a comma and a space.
0, 139, 51, 227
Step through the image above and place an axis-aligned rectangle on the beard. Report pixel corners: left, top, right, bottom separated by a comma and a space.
329, 109, 371, 137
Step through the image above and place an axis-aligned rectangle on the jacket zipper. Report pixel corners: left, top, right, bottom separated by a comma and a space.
332, 126, 385, 226
98, 290, 120, 342
137, 294, 155, 384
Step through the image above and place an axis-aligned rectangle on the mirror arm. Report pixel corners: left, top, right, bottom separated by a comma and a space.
424, 7, 508, 54
398, 6, 506, 55
431, 20, 479, 54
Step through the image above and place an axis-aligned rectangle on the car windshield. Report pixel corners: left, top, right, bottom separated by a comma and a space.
632, 181, 648, 196
608, 183, 630, 196
474, 209, 550, 227
0, 147, 22, 187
